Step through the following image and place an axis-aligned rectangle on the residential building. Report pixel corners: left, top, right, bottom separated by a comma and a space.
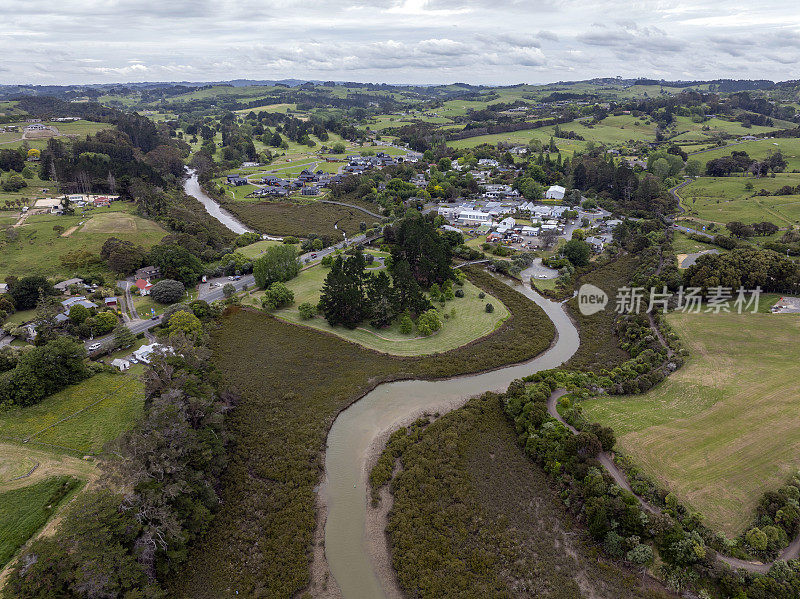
54, 277, 84, 293
135, 279, 154, 295
111, 358, 131, 371
545, 185, 566, 200
135, 266, 160, 280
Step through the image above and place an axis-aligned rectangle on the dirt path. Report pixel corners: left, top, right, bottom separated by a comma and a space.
545, 390, 797, 573
60, 224, 80, 237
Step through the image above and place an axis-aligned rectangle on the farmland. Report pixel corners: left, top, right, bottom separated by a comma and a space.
691, 137, 800, 171
582, 312, 800, 536
0, 208, 167, 279
0, 476, 82, 569
677, 174, 800, 226
0, 371, 145, 455
266, 263, 510, 356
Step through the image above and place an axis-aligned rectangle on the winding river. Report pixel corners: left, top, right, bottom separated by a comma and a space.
323, 273, 580, 599
181, 176, 582, 595
183, 168, 253, 235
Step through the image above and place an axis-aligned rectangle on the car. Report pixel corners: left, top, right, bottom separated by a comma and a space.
310, 253, 317, 258
128, 357, 139, 364
227, 276, 235, 280
88, 343, 101, 351
151, 315, 160, 320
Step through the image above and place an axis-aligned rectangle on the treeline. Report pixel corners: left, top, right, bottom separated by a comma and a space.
5, 337, 230, 598
683, 248, 800, 294
705, 150, 786, 177
0, 337, 90, 408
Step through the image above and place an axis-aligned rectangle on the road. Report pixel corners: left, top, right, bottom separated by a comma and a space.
546, 387, 800, 573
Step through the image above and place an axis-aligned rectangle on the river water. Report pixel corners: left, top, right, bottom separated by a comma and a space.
183, 168, 253, 235
179, 178, 581, 597
323, 274, 580, 599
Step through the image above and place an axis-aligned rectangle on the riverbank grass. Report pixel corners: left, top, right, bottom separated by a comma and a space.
582, 312, 800, 537
259, 263, 511, 356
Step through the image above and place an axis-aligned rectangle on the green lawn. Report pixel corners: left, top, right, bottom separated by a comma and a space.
582, 312, 800, 536
0, 372, 144, 454
253, 264, 510, 356
678, 175, 800, 226
0, 476, 82, 569
672, 230, 719, 255
0, 208, 167, 279
235, 238, 284, 259
692, 138, 800, 172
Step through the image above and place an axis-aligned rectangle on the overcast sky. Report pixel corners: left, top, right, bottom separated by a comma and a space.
3, 0, 800, 86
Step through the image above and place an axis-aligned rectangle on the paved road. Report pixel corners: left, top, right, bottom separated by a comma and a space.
673, 223, 714, 239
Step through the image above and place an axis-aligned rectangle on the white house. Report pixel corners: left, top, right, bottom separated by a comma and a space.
111, 358, 131, 371
134, 343, 171, 364
585, 236, 607, 253
545, 185, 566, 200
456, 210, 492, 226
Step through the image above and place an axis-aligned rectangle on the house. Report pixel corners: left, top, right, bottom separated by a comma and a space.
104, 297, 118, 307
135, 279, 153, 295
241, 161, 260, 168
545, 185, 566, 200
478, 158, 499, 168
54, 277, 84, 293
25, 123, 48, 131
111, 358, 131, 371
226, 175, 248, 186
92, 196, 111, 207
34, 198, 63, 213
61, 296, 97, 310
0, 283, 7, 294
134, 343, 172, 364
456, 210, 492, 226
585, 236, 607, 253
55, 313, 70, 324
301, 186, 320, 196
135, 266, 160, 280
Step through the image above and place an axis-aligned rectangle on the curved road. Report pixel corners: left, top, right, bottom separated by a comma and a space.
545, 390, 800, 573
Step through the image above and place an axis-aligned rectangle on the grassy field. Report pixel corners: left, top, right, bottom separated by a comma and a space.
0, 208, 166, 279
673, 230, 719, 256
235, 238, 284, 259
171, 269, 556, 599
0, 476, 82, 569
678, 175, 800, 226
0, 120, 112, 151
582, 312, 800, 536
691, 138, 800, 171
263, 264, 510, 356
0, 372, 145, 455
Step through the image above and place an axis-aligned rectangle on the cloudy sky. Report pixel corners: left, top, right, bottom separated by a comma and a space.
3, 0, 800, 85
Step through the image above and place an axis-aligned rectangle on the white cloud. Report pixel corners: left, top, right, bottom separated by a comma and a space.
1, 0, 800, 84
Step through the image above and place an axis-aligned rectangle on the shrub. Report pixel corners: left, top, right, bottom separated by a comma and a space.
150, 279, 186, 304
416, 309, 442, 337
222, 283, 236, 298
454, 289, 464, 298
399, 314, 414, 334
262, 282, 294, 311
283, 236, 299, 244
298, 302, 316, 320
478, 292, 485, 299
485, 303, 494, 313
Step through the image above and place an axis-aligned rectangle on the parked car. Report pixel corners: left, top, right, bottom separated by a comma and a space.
310, 253, 317, 258
88, 343, 101, 351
